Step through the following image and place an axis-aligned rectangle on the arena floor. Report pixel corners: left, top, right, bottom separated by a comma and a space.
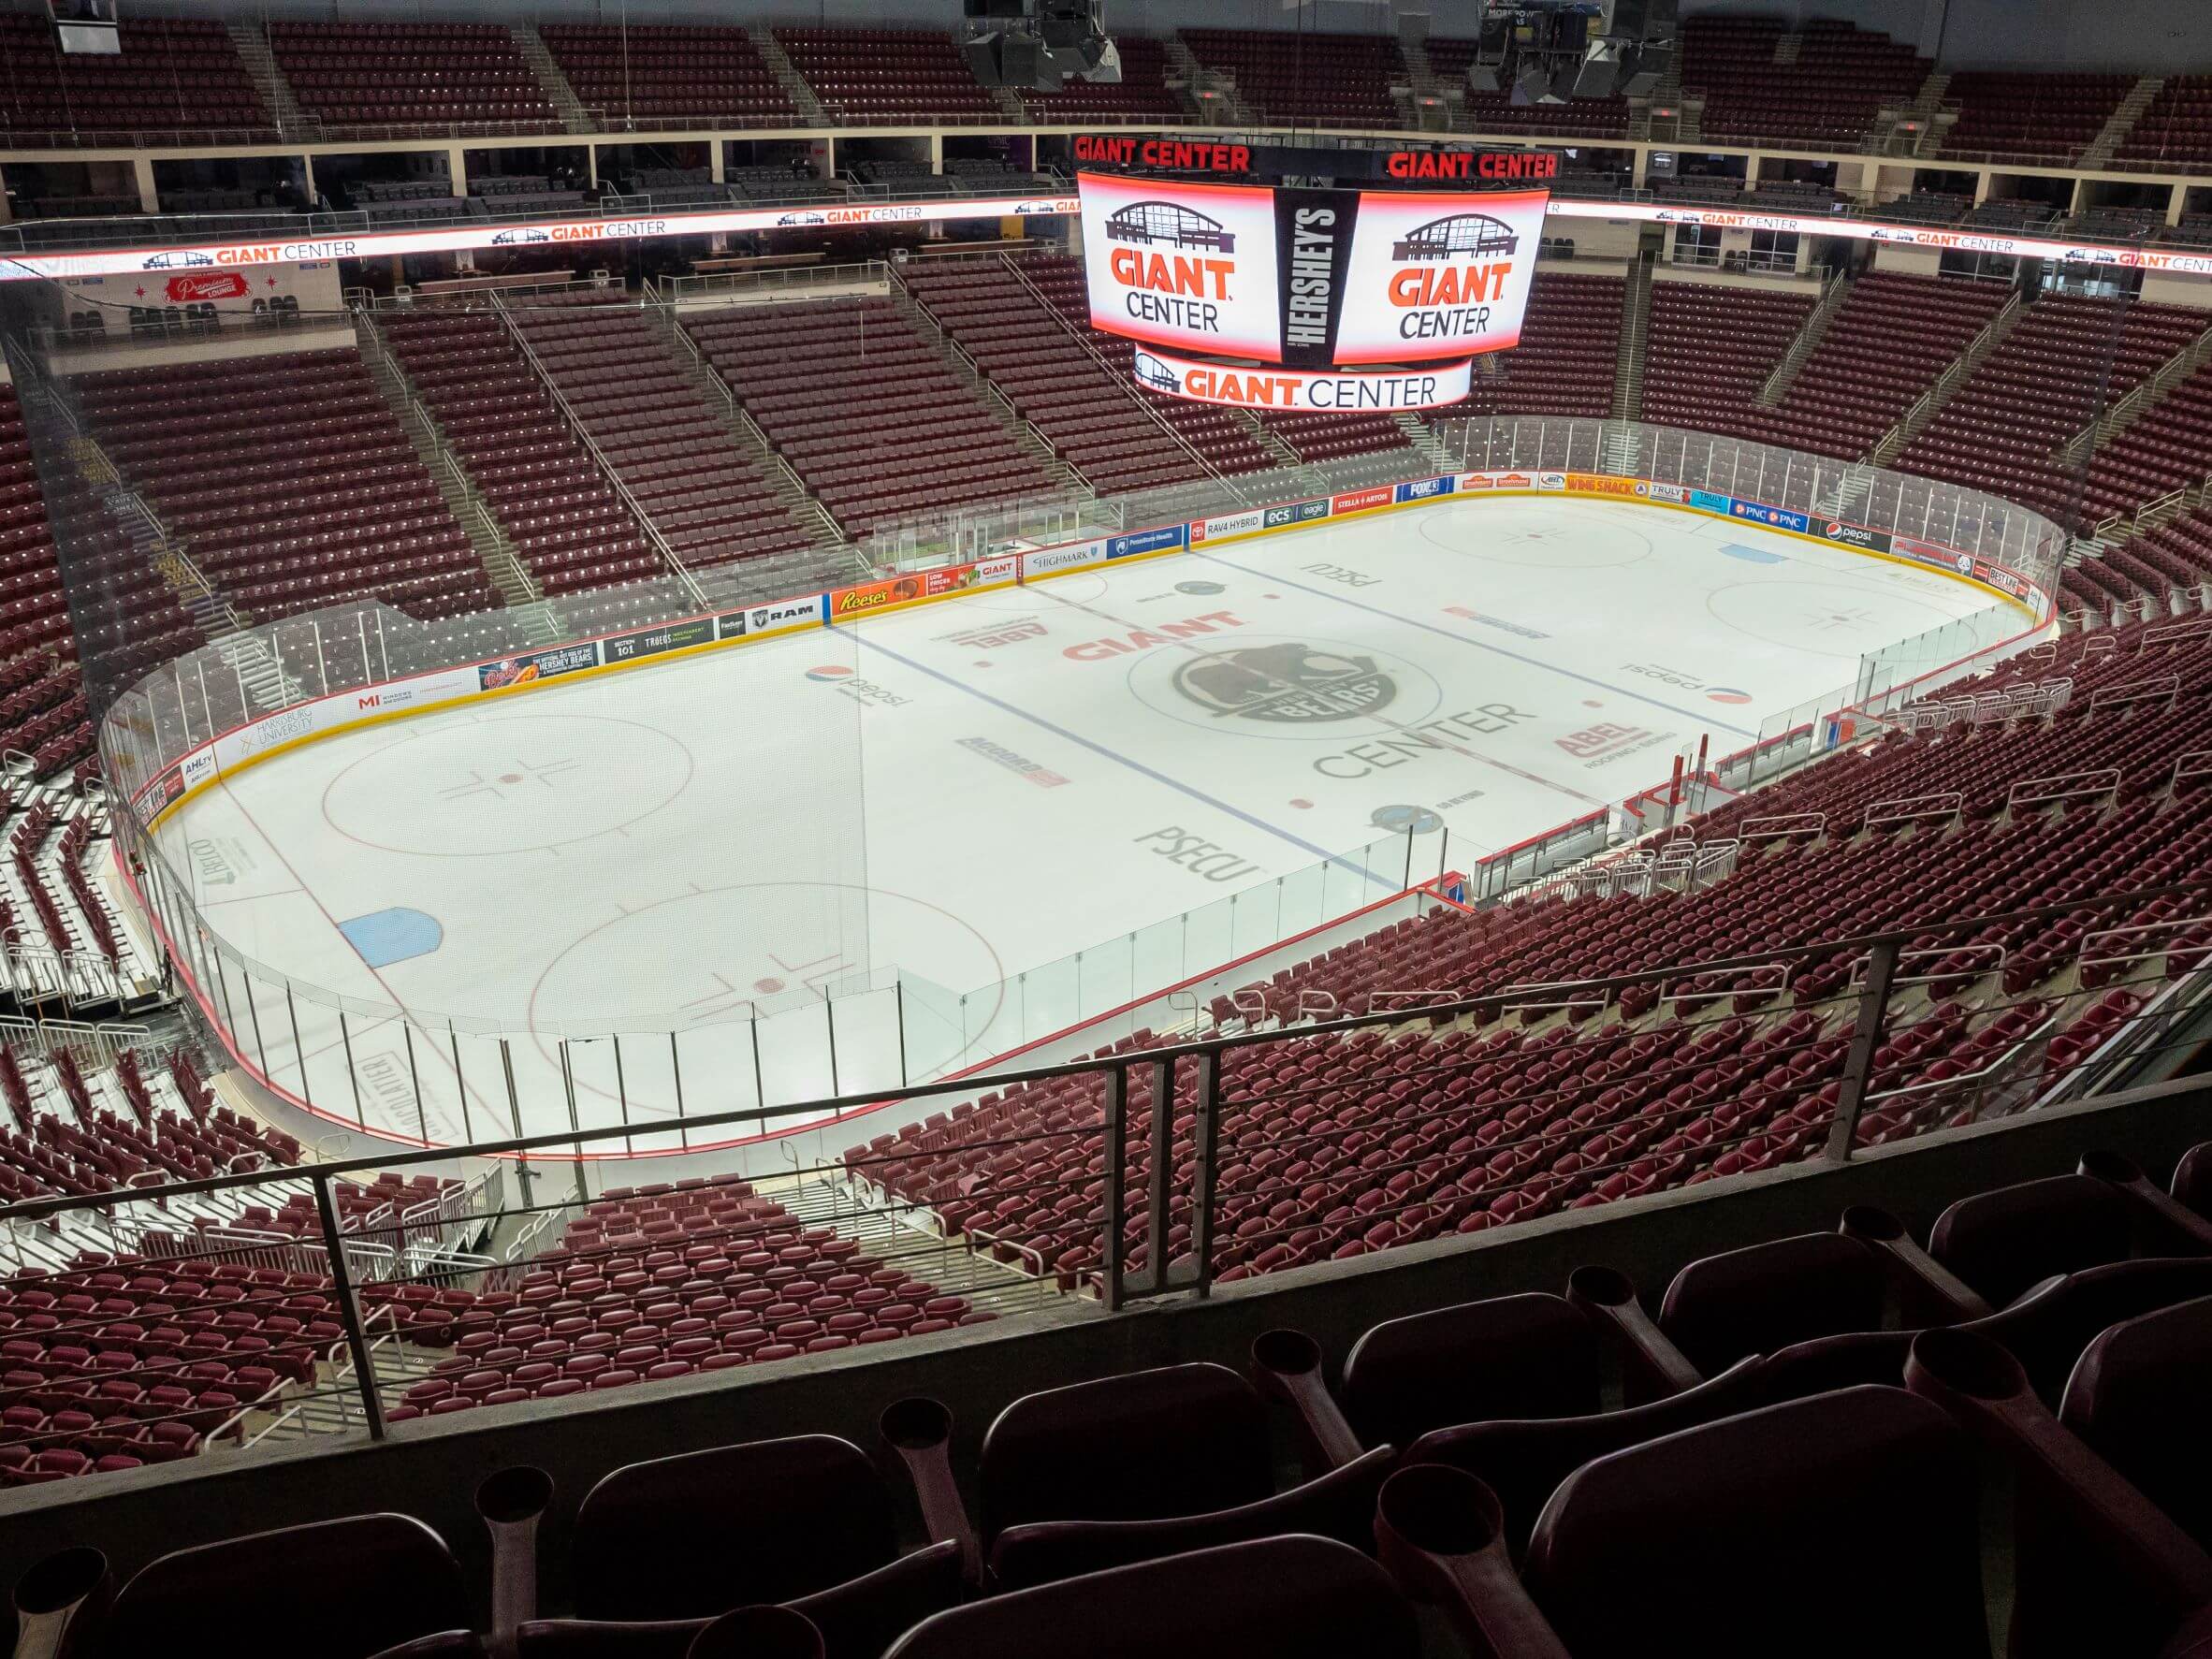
150, 496, 2020, 1150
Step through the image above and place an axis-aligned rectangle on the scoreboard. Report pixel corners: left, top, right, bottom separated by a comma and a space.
1078, 168, 1548, 407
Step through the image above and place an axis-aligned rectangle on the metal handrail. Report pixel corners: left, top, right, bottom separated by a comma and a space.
986, 249, 1242, 502
11, 868, 2212, 1226
487, 290, 710, 612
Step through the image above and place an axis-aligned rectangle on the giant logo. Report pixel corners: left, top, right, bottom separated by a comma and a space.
1171, 642, 1398, 725
1132, 351, 1182, 394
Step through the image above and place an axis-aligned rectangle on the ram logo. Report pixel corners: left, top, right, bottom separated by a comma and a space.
1132, 352, 1183, 394
1392, 212, 1519, 262
1106, 200, 1236, 253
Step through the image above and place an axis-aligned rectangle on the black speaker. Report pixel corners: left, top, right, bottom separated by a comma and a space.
1618, 41, 1670, 96
1001, 31, 1055, 90
962, 31, 1006, 84
964, 0, 1025, 16
1573, 49, 1621, 99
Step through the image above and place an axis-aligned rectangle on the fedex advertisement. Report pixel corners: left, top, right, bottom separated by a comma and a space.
1079, 170, 1284, 362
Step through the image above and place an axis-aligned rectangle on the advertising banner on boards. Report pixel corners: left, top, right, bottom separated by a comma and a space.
1263, 498, 1332, 528
1022, 539, 1110, 578
1729, 499, 1812, 534
479, 642, 598, 691
604, 616, 719, 665
1820, 519, 1894, 554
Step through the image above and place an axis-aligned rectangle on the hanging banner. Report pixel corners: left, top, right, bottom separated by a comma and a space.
1132, 347, 1473, 412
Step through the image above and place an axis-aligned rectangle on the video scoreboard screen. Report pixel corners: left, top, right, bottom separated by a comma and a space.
1078, 171, 1549, 371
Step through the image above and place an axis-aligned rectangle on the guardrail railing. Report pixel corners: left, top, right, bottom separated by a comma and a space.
0, 874, 2205, 1465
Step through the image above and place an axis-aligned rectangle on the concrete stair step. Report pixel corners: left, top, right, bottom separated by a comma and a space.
513, 25, 595, 135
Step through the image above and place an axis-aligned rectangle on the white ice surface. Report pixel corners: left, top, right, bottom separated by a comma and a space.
152, 497, 2013, 1150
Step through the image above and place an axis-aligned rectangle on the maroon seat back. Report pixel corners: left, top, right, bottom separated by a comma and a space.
987, 1447, 1393, 1590
2175, 1141, 2212, 1223
1403, 1356, 1776, 1558
2061, 1292, 2212, 1548
515, 1543, 964, 1659
101, 1515, 469, 1659
1337, 1291, 1599, 1452
1521, 1387, 1987, 1659
1928, 1172, 2135, 1306
1657, 1231, 1885, 1375
569, 1435, 898, 1621
976, 1363, 1273, 1544
881, 1536, 1419, 1659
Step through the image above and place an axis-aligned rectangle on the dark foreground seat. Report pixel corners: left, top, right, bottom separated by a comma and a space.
975, 1362, 1391, 1589
882, 1536, 1419, 1659
1519, 1387, 1987, 1659
101, 1515, 471, 1659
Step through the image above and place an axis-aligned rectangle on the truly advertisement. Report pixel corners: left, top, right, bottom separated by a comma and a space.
604, 615, 717, 665
1132, 347, 1472, 412
1107, 524, 1188, 560
1333, 187, 1549, 366
1079, 171, 1284, 361
1690, 488, 1735, 515
1647, 482, 1689, 504
479, 642, 598, 691
1729, 499, 1812, 534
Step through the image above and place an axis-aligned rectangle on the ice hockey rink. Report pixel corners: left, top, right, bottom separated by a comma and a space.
147, 495, 2030, 1151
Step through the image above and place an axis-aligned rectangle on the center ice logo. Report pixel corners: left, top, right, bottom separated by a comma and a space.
1171, 642, 1397, 724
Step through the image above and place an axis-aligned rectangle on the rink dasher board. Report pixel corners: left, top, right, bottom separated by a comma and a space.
127, 474, 2052, 837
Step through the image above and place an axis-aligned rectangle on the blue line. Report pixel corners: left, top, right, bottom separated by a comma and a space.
848, 631, 1402, 887
1191, 550, 1763, 739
